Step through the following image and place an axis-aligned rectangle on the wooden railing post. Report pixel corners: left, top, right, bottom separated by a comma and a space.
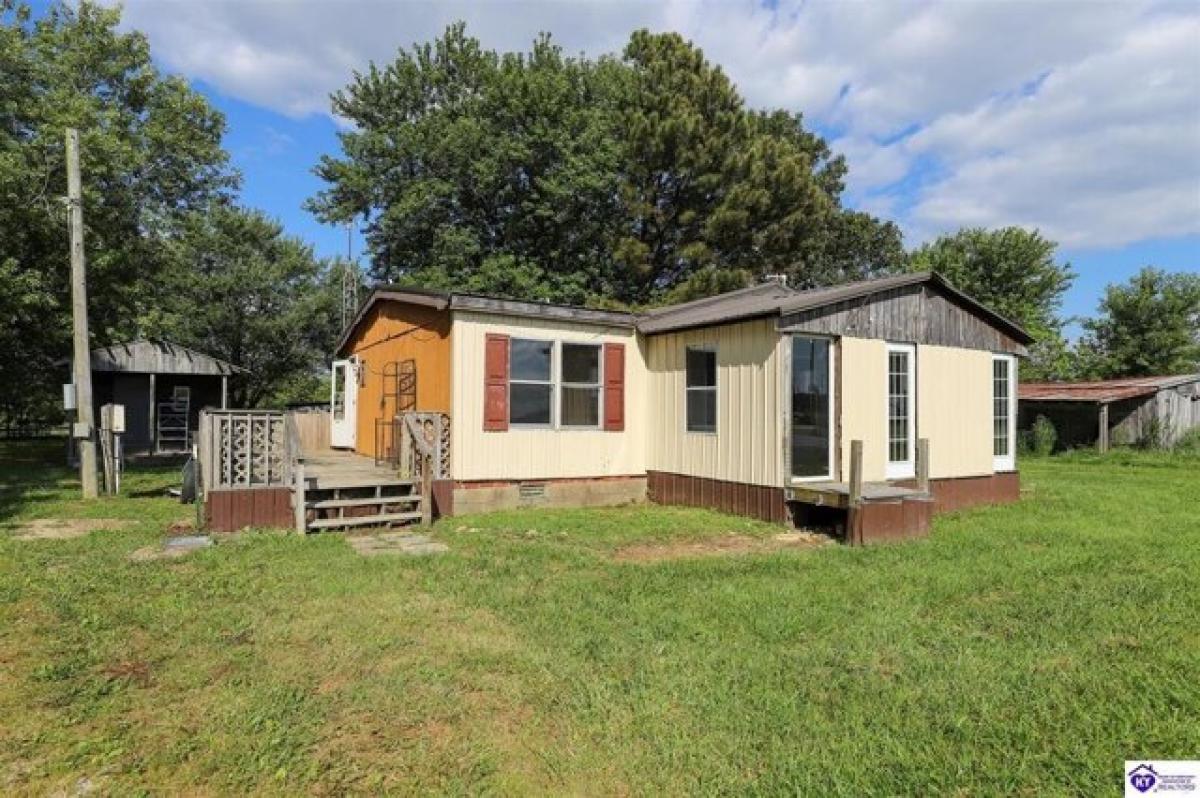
916, 438, 930, 495
420, 452, 433, 526
847, 439, 863, 546
293, 460, 306, 534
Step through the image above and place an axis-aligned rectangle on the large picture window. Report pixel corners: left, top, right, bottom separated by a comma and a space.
560, 343, 601, 427
791, 336, 833, 479
686, 346, 717, 433
993, 354, 1016, 470
509, 338, 553, 426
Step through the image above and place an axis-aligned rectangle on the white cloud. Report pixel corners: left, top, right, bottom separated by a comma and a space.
112, 0, 1200, 248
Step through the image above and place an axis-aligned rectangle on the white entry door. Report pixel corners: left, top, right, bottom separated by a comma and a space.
331, 359, 358, 449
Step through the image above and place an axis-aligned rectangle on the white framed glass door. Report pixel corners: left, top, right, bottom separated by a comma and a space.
992, 354, 1017, 471
885, 343, 916, 479
790, 335, 834, 481
330, 358, 358, 448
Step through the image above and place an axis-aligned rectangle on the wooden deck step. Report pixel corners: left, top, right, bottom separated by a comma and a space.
308, 495, 420, 510
308, 511, 423, 530
307, 477, 415, 491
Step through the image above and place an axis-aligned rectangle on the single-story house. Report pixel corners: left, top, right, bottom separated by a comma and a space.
74, 340, 245, 454
1020, 374, 1200, 451
328, 271, 1032, 541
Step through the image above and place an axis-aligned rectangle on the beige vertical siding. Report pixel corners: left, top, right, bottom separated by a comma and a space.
917, 345, 995, 478
645, 318, 784, 487
840, 337, 998, 482
838, 336, 889, 482
451, 312, 646, 481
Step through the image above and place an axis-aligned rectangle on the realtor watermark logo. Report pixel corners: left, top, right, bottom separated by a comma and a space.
1126, 761, 1200, 796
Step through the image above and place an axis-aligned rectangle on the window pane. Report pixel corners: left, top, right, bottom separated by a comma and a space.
561, 386, 600, 426
510, 383, 551, 425
791, 337, 831, 477
888, 349, 910, 464
561, 343, 599, 384
686, 347, 716, 388
687, 389, 716, 432
511, 339, 552, 381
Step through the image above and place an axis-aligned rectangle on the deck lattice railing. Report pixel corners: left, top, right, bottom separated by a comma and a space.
197, 409, 288, 491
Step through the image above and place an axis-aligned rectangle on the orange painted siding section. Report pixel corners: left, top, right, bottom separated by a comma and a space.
341, 302, 452, 458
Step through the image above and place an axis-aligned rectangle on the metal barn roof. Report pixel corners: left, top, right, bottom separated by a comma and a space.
1020, 374, 1200, 403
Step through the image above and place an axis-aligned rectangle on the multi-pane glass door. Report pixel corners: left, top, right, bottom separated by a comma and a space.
885, 343, 916, 479
791, 335, 833, 480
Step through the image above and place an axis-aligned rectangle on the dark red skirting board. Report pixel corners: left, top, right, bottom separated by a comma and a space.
646, 471, 789, 524
205, 487, 292, 533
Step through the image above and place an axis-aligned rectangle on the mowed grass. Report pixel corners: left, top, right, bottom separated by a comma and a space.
1, 440, 1197, 795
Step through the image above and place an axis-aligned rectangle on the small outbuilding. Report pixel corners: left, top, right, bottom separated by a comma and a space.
1019, 374, 1200, 451
76, 340, 246, 454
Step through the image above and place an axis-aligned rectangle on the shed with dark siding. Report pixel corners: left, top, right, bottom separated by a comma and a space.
72, 340, 246, 454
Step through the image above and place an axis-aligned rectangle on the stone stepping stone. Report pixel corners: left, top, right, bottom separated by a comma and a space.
129, 535, 212, 561
347, 532, 448, 557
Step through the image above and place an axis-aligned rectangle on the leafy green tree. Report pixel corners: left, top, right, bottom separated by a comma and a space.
149, 206, 340, 407
311, 24, 902, 308
0, 0, 233, 421
311, 24, 626, 305
908, 228, 1075, 380
1077, 267, 1200, 378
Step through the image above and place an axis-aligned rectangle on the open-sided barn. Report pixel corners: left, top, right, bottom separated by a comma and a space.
1020, 374, 1200, 451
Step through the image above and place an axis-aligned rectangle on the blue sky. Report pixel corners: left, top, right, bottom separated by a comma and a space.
74, 1, 1200, 325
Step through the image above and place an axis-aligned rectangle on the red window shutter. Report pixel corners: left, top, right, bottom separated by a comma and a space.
603, 342, 625, 432
484, 334, 509, 431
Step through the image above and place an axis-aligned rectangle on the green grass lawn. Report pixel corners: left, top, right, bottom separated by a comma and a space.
1, 440, 1197, 795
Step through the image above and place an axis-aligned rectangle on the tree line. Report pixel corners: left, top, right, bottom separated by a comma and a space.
2, 4, 1196, 425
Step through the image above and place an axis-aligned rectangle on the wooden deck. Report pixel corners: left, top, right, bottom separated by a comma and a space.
302, 449, 407, 489
786, 481, 928, 510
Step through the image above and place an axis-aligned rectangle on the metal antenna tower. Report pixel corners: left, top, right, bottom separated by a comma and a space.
341, 220, 360, 330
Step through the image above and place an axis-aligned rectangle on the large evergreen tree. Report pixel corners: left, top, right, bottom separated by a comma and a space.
311, 25, 903, 307
0, 0, 234, 421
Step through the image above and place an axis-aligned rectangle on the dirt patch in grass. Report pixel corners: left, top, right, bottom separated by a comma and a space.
8, 518, 132, 540
613, 531, 833, 563
101, 659, 154, 688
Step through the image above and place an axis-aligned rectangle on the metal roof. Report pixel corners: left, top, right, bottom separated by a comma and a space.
82, 340, 247, 375
336, 286, 637, 355
338, 271, 1034, 350
636, 282, 798, 334
1020, 374, 1200, 403
637, 272, 1034, 343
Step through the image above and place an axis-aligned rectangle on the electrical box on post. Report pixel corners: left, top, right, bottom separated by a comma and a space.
101, 404, 126, 434
63, 384, 76, 411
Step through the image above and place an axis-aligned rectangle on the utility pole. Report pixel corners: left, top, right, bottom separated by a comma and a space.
66, 128, 98, 498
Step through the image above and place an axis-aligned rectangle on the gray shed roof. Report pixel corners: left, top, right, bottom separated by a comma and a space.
83, 340, 246, 375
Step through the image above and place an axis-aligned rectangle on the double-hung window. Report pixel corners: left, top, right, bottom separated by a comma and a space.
509, 338, 554, 426
992, 354, 1017, 471
560, 343, 601, 427
686, 345, 717, 433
